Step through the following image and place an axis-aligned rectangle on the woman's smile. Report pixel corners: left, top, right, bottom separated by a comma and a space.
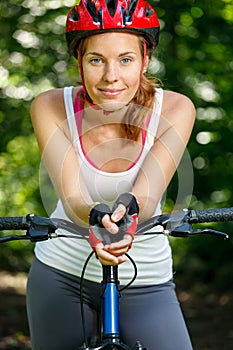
98, 88, 125, 98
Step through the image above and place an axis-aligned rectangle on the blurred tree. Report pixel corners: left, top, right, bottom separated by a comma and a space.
151, 0, 233, 291
0, 0, 77, 269
0, 0, 233, 289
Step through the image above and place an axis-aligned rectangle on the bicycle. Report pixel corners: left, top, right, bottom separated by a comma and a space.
0, 207, 232, 349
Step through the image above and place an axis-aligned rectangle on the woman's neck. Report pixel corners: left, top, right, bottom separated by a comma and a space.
83, 100, 130, 129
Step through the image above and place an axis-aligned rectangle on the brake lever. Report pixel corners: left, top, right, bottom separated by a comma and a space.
189, 228, 229, 239
169, 224, 229, 239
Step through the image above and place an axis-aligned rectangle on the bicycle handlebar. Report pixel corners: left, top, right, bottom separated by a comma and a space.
0, 216, 30, 230
0, 215, 58, 243
190, 207, 233, 223
0, 207, 232, 243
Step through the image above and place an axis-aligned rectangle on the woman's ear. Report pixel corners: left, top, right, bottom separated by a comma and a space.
142, 55, 150, 73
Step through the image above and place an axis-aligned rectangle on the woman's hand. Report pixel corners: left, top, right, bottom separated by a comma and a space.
95, 233, 132, 265
88, 193, 139, 265
89, 202, 130, 265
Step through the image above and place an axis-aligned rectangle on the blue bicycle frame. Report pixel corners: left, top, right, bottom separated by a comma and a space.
102, 265, 120, 338
79, 264, 145, 350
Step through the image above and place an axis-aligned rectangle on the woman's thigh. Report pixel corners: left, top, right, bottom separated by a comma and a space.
26, 258, 100, 350
119, 281, 193, 350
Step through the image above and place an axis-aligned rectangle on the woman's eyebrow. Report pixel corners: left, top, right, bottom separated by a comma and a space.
85, 52, 103, 56
119, 51, 137, 57
85, 51, 137, 57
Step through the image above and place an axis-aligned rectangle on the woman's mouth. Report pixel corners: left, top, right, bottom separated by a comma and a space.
99, 88, 124, 97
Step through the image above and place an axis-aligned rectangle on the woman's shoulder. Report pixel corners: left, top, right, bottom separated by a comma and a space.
31, 88, 65, 113
155, 90, 196, 138
162, 90, 196, 122
30, 88, 72, 127
30, 88, 70, 141
30, 88, 73, 148
31, 86, 81, 113
163, 90, 195, 111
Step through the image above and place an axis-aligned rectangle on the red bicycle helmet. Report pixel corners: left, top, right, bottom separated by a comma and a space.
66, 0, 160, 58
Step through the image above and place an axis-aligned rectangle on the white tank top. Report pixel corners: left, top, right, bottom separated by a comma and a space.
35, 86, 173, 286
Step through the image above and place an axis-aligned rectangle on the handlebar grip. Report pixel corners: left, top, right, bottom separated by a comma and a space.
189, 207, 233, 224
0, 216, 29, 230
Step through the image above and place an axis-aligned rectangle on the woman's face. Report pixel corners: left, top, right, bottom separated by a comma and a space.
81, 32, 148, 111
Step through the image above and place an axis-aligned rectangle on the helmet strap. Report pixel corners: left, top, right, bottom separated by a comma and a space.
138, 41, 147, 89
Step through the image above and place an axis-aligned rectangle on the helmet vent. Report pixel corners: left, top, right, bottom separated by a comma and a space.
106, 0, 117, 17
145, 6, 153, 17
126, 0, 138, 23
70, 7, 80, 21
85, 0, 102, 25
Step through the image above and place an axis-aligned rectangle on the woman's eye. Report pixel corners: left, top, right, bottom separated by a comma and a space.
121, 57, 132, 64
90, 58, 102, 64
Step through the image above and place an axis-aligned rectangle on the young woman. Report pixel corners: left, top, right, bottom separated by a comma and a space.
27, 0, 196, 349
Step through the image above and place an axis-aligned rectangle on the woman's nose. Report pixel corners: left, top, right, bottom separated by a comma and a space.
103, 62, 119, 82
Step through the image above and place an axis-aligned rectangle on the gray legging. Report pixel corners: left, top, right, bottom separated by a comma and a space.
26, 257, 193, 350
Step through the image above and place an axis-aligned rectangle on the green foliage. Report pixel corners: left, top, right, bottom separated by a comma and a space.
152, 0, 233, 291
170, 223, 233, 292
0, 0, 78, 270
0, 0, 233, 290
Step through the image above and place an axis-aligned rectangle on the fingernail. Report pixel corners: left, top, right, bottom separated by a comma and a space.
112, 214, 119, 221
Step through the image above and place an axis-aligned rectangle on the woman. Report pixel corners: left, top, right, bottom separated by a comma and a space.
27, 0, 195, 349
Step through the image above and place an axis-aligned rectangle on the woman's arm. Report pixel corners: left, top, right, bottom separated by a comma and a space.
132, 90, 196, 222
30, 89, 94, 227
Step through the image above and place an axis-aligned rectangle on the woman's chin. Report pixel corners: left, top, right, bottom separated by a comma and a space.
97, 101, 129, 113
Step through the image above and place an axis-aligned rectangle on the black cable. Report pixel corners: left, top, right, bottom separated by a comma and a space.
79, 250, 95, 348
118, 253, 137, 292
78, 251, 137, 348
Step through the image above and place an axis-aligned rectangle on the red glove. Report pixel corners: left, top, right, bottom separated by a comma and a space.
112, 193, 139, 240
88, 203, 112, 251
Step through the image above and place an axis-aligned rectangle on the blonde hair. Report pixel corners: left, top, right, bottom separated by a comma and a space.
78, 35, 160, 141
